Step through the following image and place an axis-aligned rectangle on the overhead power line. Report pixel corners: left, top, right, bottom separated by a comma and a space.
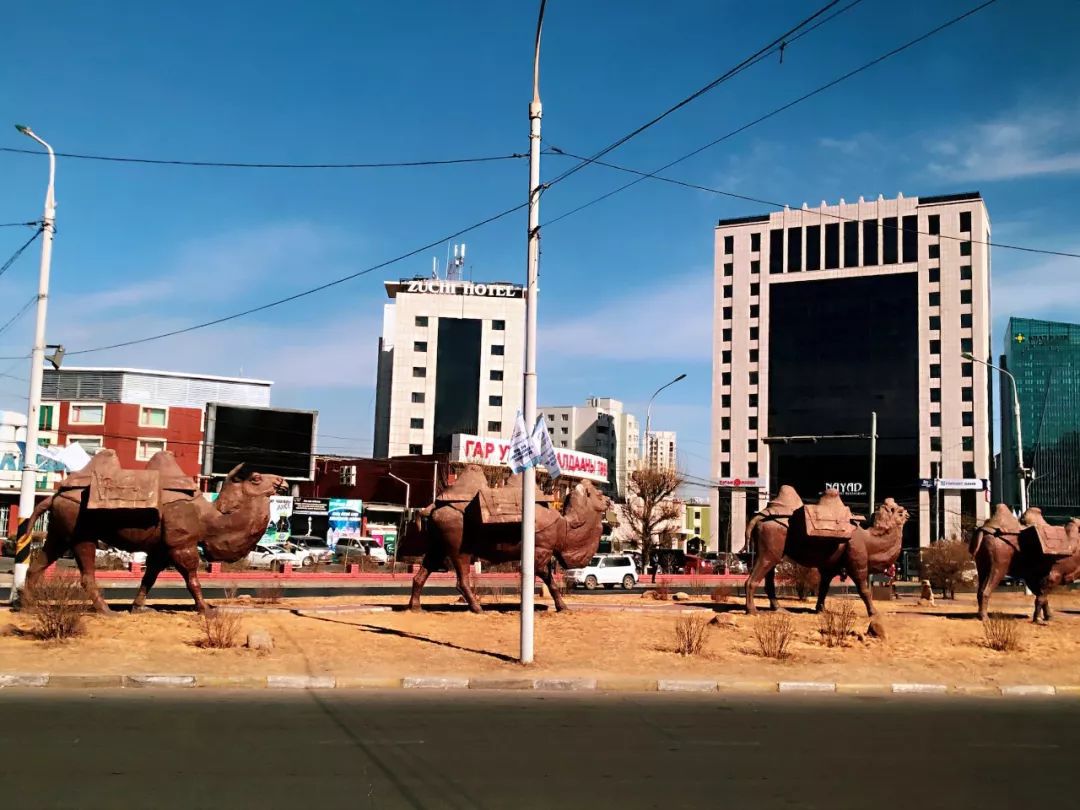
0, 296, 36, 339
543, 0, 1001, 228
0, 226, 44, 281
0, 145, 526, 170
0, 221, 39, 228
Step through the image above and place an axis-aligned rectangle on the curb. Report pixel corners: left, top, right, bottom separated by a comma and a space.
2, 673, 1079, 697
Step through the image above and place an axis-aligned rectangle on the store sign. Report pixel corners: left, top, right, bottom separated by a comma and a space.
717, 477, 767, 490
920, 478, 987, 491
328, 498, 363, 546
403, 279, 523, 298
451, 434, 609, 484
292, 498, 329, 517
825, 481, 865, 496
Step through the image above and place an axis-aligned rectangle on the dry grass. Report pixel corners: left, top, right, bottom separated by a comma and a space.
777, 560, 820, 601
819, 599, 858, 648
222, 582, 240, 602
983, 613, 1023, 652
687, 573, 709, 597
711, 585, 737, 603
673, 612, 711, 656
753, 611, 795, 659
24, 577, 89, 641
255, 584, 284, 605
654, 578, 672, 601
197, 610, 242, 649
95, 553, 129, 572
221, 560, 252, 573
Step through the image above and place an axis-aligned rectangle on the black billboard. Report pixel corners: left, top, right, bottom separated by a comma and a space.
203, 403, 317, 481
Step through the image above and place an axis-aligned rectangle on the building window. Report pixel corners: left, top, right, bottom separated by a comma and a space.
491, 344, 504, 356
749, 304, 759, 318
411, 392, 425, 404
960, 289, 972, 305
749, 349, 759, 362
721, 416, 730, 430
963, 436, 974, 452
929, 316, 940, 331
749, 416, 758, 430
722, 350, 732, 364
413, 341, 428, 352
929, 292, 940, 307
961, 337, 973, 354
561, 414, 569, 421
863, 219, 878, 266
722, 328, 732, 342
721, 372, 731, 385
723, 284, 733, 299
721, 439, 730, 452
751, 232, 761, 251
489, 395, 503, 406
724, 235, 734, 254
38, 405, 55, 431
902, 215, 918, 262
492, 319, 505, 331
960, 241, 972, 257
547, 414, 554, 421
490, 370, 503, 381
721, 394, 731, 408
930, 364, 941, 378
929, 243, 940, 260
931, 436, 942, 452
787, 227, 802, 272
843, 221, 859, 267
412, 367, 426, 378
561, 427, 568, 435
961, 387, 973, 402
721, 462, 731, 477
929, 267, 940, 283
962, 411, 974, 427
410, 418, 424, 429
487, 421, 502, 433
723, 306, 732, 320
751, 260, 760, 275
928, 214, 940, 235
882, 217, 898, 264
747, 438, 756, 452
748, 462, 758, 477
825, 223, 840, 269
723, 263, 733, 277
68, 436, 103, 455
750, 282, 760, 296
136, 438, 167, 461
769, 229, 784, 274
70, 404, 105, 425
415, 316, 429, 327
930, 388, 941, 403
930, 340, 941, 355
750, 326, 759, 340
749, 371, 759, 385
961, 265, 972, 280
963, 461, 976, 479
407, 444, 423, 455
749, 393, 758, 408
930, 412, 941, 427
961, 313, 972, 328
962, 361, 973, 378
960, 211, 972, 232
806, 225, 821, 271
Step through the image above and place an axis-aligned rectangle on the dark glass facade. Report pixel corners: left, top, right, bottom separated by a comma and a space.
432, 317, 482, 453
768, 274, 920, 542
1001, 317, 1080, 520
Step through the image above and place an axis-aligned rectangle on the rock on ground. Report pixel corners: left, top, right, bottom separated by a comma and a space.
246, 629, 274, 652
672, 592, 691, 602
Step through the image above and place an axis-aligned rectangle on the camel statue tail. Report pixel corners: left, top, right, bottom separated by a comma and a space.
745, 513, 763, 547
14, 496, 53, 564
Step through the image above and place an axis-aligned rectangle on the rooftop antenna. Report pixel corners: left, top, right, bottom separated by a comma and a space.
431, 256, 438, 279
447, 243, 466, 281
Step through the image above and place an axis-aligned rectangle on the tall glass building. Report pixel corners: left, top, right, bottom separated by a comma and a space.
1000, 317, 1080, 520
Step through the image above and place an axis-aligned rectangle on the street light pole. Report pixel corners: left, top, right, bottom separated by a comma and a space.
963, 352, 1026, 513
12, 124, 56, 600
520, 0, 546, 665
643, 373, 687, 469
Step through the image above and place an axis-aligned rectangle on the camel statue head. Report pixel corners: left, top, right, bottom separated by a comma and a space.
562, 479, 610, 528
871, 497, 910, 531
214, 463, 289, 513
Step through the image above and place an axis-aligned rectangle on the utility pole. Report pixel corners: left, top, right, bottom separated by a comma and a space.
868, 411, 877, 516
963, 352, 1027, 513
520, 0, 546, 665
12, 124, 56, 601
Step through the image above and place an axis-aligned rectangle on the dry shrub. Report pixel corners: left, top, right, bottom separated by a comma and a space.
776, 560, 820, 601
222, 559, 251, 573
984, 613, 1022, 652
753, 612, 794, 659
711, 584, 737, 603
197, 610, 242, 649
920, 539, 974, 599
818, 599, 858, 648
222, 582, 240, 602
25, 576, 88, 641
654, 578, 672, 601
673, 612, 711, 656
255, 583, 283, 605
687, 573, 709, 596
96, 552, 128, 571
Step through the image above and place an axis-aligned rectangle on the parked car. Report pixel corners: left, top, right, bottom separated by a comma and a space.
334, 537, 389, 565
247, 540, 320, 570
94, 545, 148, 566
285, 537, 333, 565
651, 548, 687, 575
565, 554, 638, 590
703, 551, 748, 575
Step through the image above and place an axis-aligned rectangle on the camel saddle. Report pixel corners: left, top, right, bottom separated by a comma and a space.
1019, 523, 1078, 558
59, 449, 198, 511
476, 486, 554, 525
793, 490, 856, 541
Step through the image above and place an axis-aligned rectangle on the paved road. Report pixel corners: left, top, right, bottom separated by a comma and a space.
0, 690, 1075, 809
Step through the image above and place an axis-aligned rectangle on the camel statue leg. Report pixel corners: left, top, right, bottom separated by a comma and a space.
24, 531, 66, 596
450, 554, 482, 614
814, 567, 836, 613
850, 568, 876, 618
408, 558, 435, 612
977, 556, 1009, 621
764, 568, 782, 611
538, 558, 568, 613
71, 541, 112, 614
744, 550, 781, 615
131, 550, 169, 613
168, 547, 211, 613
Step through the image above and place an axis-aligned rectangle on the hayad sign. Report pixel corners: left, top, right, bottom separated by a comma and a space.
452, 433, 608, 484
825, 482, 865, 496
399, 279, 523, 299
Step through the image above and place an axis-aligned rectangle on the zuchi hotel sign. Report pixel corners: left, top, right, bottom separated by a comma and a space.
386, 278, 525, 299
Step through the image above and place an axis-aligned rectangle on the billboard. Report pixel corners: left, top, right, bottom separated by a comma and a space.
203, 403, 317, 481
450, 433, 609, 484
327, 498, 363, 547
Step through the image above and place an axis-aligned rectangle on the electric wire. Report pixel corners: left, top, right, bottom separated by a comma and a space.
0, 226, 44, 281
0, 221, 39, 228
0, 296, 36, 339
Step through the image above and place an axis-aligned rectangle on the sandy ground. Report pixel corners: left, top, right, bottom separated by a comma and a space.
3, 589, 1080, 685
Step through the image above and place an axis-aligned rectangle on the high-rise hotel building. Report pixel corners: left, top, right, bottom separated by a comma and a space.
373, 277, 525, 458
709, 192, 992, 550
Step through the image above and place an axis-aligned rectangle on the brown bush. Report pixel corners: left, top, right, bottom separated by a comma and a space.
197, 610, 242, 649
920, 539, 974, 599
222, 582, 240, 602
673, 612, 711, 656
255, 584, 284, 605
711, 584, 737, 603
95, 552, 129, 572
654, 578, 672, 601
984, 613, 1022, 652
776, 560, 820, 601
25, 576, 88, 641
753, 612, 794, 659
687, 573, 709, 597
222, 560, 252, 573
818, 599, 858, 648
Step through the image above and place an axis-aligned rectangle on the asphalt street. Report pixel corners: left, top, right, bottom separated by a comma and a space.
0, 690, 1074, 809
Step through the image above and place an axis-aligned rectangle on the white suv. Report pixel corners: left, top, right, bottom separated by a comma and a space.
565, 554, 638, 590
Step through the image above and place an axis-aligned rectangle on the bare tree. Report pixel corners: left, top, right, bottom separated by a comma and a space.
622, 468, 684, 571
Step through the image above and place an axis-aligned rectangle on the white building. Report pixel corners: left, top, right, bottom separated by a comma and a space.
539, 397, 639, 497
373, 277, 525, 457
710, 192, 992, 551
645, 431, 677, 472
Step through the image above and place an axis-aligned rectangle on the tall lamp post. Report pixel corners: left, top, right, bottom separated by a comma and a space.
12, 124, 56, 601
963, 352, 1027, 512
643, 373, 686, 468
519, 0, 547, 665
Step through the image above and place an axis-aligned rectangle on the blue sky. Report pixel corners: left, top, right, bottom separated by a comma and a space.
2, 0, 1079, 491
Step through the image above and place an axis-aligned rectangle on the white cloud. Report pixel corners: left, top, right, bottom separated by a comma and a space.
993, 250, 1080, 325
928, 107, 1080, 182
818, 136, 863, 155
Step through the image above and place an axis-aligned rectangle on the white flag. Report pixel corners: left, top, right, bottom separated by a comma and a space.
508, 411, 537, 474
531, 415, 561, 478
